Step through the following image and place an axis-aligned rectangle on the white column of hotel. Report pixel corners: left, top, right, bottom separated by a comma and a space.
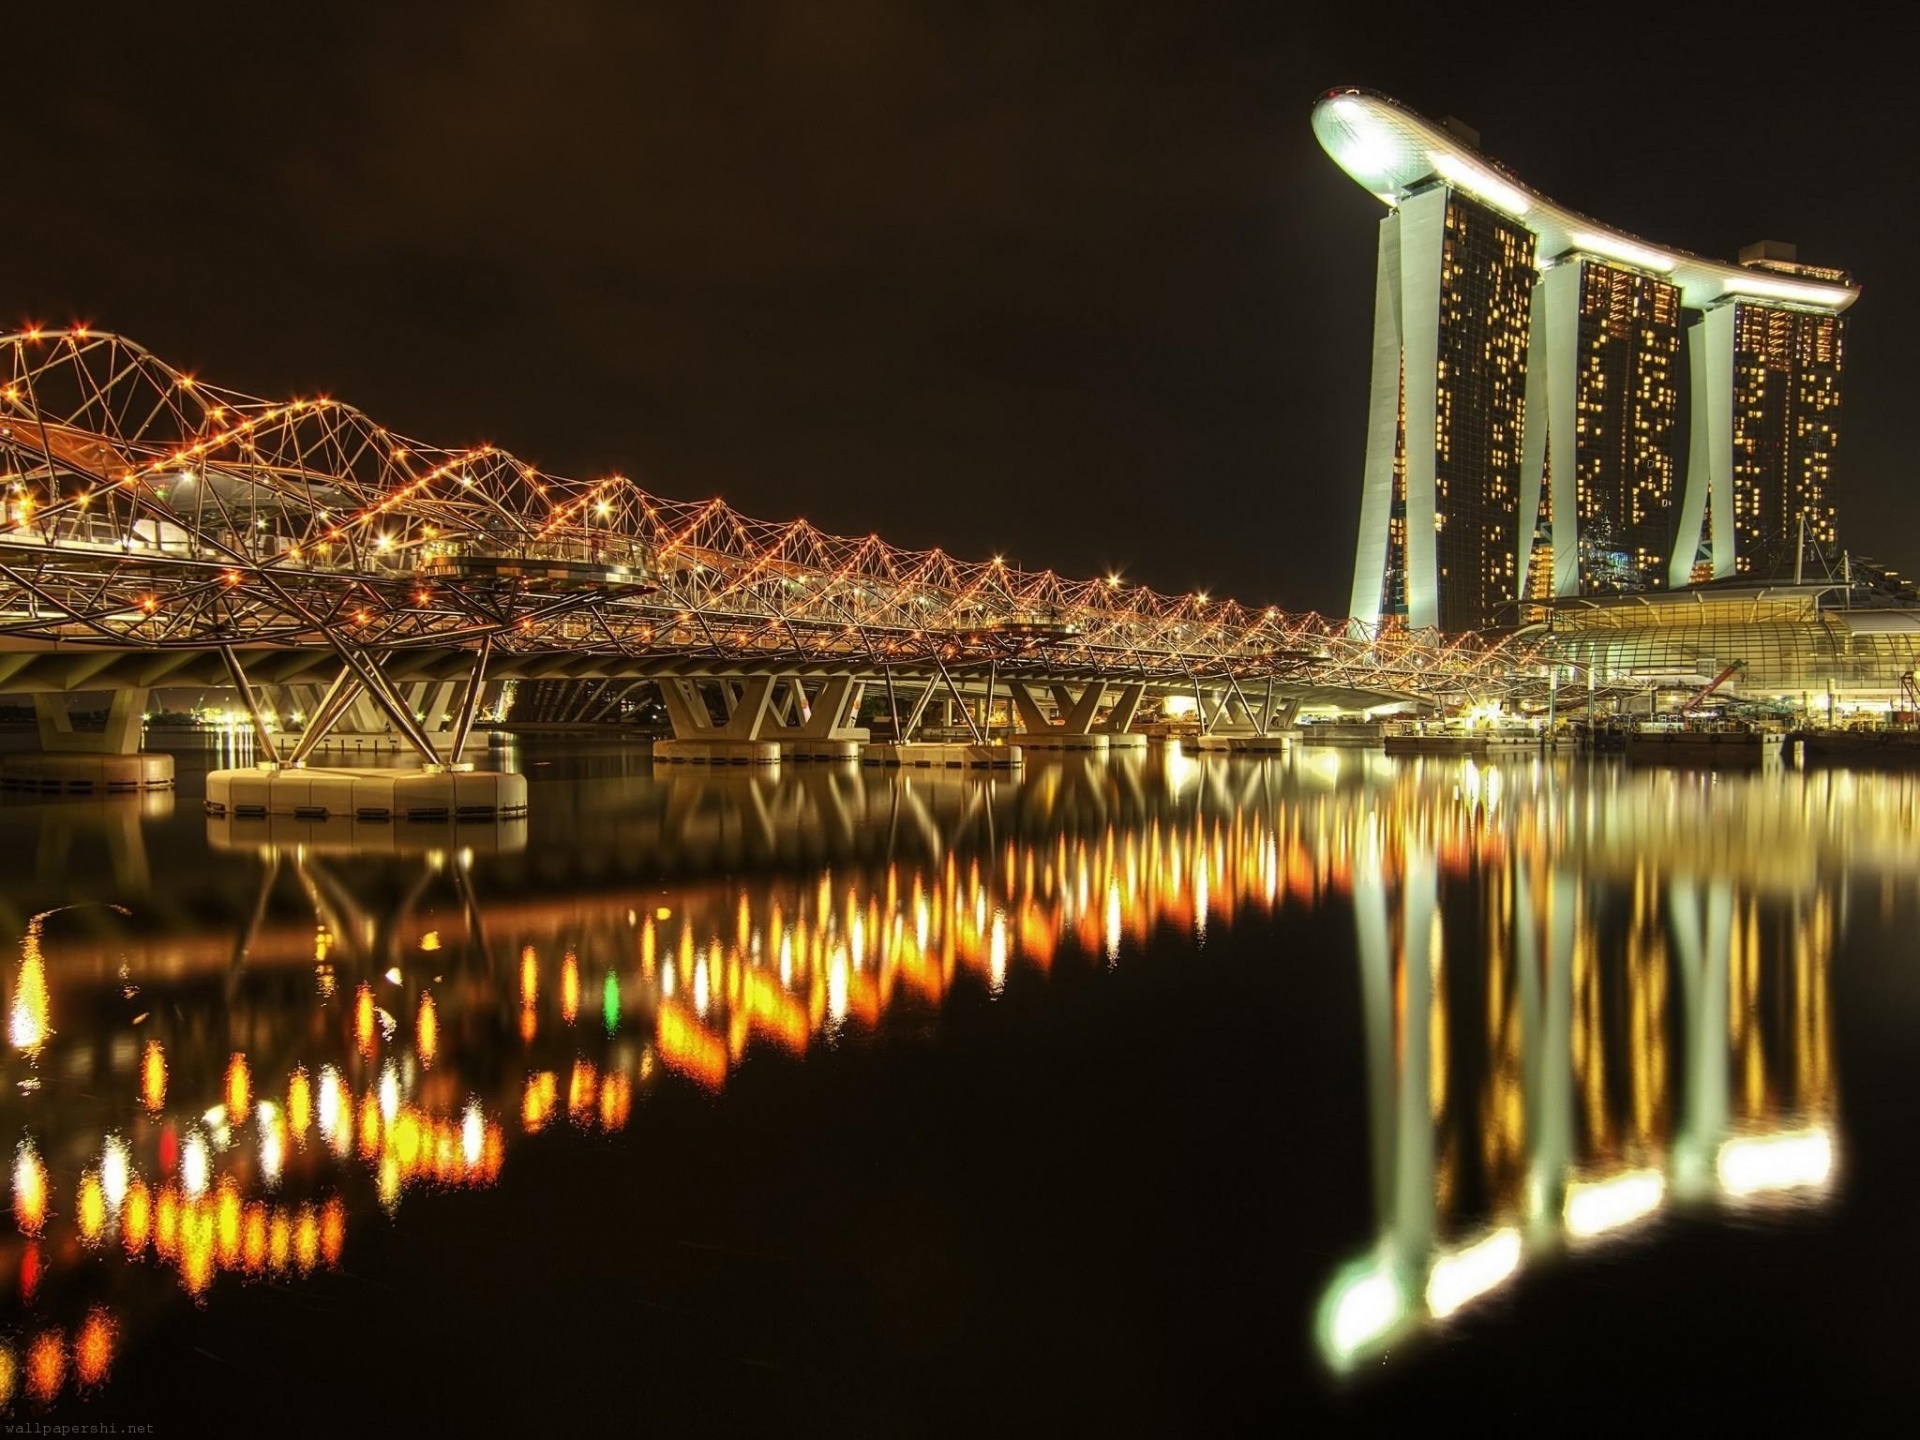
1544, 268, 1582, 597
1515, 261, 1584, 598
1397, 189, 1448, 632
1516, 284, 1549, 595
1703, 307, 1739, 579
1349, 218, 1405, 630
1671, 305, 1739, 583
1669, 325, 1712, 587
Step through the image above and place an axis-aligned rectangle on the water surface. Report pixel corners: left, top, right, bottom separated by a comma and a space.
3, 739, 1918, 1428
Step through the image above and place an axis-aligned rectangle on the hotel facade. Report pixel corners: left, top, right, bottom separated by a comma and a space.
1314, 90, 1859, 634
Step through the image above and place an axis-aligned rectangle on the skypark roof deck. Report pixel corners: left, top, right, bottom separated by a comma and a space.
1311, 88, 1860, 314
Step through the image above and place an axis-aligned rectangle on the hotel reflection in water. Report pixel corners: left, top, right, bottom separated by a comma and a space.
0, 750, 1889, 1408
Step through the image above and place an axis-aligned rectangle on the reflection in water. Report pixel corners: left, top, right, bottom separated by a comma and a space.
1319, 762, 1846, 1372
0, 750, 1902, 1411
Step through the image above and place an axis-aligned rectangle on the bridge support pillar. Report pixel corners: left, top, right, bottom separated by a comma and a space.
36, 689, 147, 755
763, 676, 871, 761
1092, 682, 1149, 752
655, 676, 781, 764
1190, 685, 1292, 754
1008, 679, 1112, 754
1, 690, 175, 793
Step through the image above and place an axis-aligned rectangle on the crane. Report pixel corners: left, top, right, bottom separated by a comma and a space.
1679, 660, 1745, 716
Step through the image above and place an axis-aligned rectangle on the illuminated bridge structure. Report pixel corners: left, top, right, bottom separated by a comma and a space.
1, 329, 1538, 786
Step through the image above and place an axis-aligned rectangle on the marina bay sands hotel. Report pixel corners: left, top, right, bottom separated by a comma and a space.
1314, 89, 1859, 634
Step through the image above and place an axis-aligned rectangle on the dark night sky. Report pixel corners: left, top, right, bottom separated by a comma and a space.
12, 1, 1913, 613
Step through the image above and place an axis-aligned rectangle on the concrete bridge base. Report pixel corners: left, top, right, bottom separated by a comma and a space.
0, 752, 176, 794
5, 689, 177, 793
1190, 732, 1293, 754
203, 765, 529, 821
207, 812, 529, 856
1296, 722, 1385, 748
1014, 732, 1110, 755
654, 738, 781, 766
778, 739, 863, 763
864, 742, 1023, 769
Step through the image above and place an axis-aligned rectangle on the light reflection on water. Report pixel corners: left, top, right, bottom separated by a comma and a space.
0, 745, 1905, 1413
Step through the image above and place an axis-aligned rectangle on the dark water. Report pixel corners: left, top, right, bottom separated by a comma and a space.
3, 736, 1919, 1430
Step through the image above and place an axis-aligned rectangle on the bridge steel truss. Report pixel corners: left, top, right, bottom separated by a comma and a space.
2, 328, 1534, 756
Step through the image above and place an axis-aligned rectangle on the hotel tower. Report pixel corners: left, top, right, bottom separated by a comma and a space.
1313, 90, 1859, 633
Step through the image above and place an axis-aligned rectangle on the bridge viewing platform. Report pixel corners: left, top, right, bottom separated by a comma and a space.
2, 328, 1536, 809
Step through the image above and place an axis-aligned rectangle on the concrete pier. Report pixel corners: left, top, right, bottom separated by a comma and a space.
654, 738, 781, 765
863, 742, 1023, 769
778, 739, 863, 763
1190, 732, 1292, 754
207, 811, 529, 854
204, 765, 529, 821
1296, 722, 1386, 748
0, 751, 176, 794
4, 689, 177, 793
1014, 732, 1110, 755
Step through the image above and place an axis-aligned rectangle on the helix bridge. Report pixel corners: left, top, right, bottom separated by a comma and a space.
1, 327, 1539, 752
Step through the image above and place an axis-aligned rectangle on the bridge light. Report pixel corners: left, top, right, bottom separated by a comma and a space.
12, 1141, 47, 1236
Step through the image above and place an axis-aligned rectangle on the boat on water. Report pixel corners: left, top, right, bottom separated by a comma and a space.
1624, 720, 1784, 767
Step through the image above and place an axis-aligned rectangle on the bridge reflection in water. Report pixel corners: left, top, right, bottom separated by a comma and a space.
0, 748, 1901, 1412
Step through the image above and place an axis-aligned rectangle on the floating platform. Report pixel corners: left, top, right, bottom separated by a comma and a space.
777, 739, 863, 763
1383, 731, 1560, 757
1189, 732, 1292, 754
653, 739, 781, 766
863, 742, 1023, 769
1014, 732, 1111, 754
1793, 730, 1920, 767
204, 765, 529, 821
1, 752, 175, 794
1625, 730, 1784, 768
1295, 722, 1386, 748
208, 811, 529, 854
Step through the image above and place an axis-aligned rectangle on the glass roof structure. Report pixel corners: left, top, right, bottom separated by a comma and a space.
1542, 586, 1920, 700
